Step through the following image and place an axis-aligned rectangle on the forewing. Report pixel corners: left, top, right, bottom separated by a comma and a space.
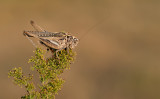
39, 38, 60, 49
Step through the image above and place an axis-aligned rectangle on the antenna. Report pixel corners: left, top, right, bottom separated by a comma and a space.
80, 18, 107, 40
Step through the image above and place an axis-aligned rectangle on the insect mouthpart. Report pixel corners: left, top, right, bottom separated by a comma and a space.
73, 38, 78, 43
69, 36, 79, 49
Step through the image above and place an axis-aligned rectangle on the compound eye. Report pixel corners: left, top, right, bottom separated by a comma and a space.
67, 36, 72, 39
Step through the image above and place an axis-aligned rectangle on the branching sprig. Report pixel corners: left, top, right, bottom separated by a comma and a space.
8, 48, 76, 99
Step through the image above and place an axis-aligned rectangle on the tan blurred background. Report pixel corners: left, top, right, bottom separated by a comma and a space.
1, 0, 160, 99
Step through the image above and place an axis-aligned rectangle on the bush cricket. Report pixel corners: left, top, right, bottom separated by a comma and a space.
23, 21, 79, 57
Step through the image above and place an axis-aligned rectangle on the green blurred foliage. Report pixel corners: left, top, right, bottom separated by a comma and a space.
8, 48, 75, 99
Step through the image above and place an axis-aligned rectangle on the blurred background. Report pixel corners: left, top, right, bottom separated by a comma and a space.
1, 0, 160, 99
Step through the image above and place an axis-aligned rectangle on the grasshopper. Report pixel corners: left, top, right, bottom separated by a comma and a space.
23, 21, 79, 57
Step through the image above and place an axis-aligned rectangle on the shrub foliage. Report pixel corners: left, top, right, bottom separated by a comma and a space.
8, 48, 75, 99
